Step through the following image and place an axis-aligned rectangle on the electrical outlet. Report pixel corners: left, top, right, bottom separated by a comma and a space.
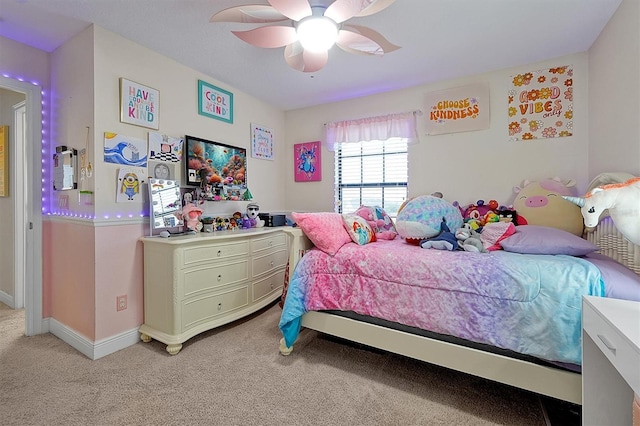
116, 295, 127, 311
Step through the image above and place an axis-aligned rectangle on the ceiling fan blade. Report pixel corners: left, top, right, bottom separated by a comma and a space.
232, 26, 297, 48
324, 0, 375, 24
284, 43, 305, 72
336, 25, 400, 55
268, 0, 312, 21
354, 0, 396, 18
301, 49, 329, 72
210, 5, 288, 24
284, 43, 328, 72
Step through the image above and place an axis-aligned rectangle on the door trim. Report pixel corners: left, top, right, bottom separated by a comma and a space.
13, 100, 26, 310
1, 75, 44, 336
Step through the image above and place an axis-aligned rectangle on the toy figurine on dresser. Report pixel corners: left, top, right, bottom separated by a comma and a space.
175, 192, 203, 232
245, 203, 265, 228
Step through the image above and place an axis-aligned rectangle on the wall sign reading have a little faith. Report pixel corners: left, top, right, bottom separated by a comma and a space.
119, 78, 159, 130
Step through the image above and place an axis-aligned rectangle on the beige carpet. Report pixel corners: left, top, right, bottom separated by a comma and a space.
1, 302, 556, 425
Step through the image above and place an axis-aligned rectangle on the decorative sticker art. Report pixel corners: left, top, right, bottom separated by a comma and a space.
508, 65, 574, 141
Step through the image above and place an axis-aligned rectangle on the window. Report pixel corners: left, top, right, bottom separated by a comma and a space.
335, 137, 408, 217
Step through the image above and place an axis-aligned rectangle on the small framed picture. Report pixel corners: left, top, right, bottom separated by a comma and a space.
223, 185, 244, 200
119, 78, 159, 129
198, 80, 233, 124
251, 123, 274, 160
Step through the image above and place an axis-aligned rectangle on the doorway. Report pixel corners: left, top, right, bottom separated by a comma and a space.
0, 75, 44, 336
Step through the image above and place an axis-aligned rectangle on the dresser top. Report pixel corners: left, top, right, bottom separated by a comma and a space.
584, 296, 640, 352
140, 227, 287, 245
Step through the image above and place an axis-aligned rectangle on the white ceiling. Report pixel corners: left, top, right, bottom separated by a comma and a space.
0, 0, 622, 111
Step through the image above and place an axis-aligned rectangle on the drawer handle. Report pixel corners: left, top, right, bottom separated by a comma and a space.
597, 334, 617, 355
217, 250, 222, 257
270, 261, 274, 267
217, 303, 222, 311
217, 274, 222, 281
269, 241, 273, 247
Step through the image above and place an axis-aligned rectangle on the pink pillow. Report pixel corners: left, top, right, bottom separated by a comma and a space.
292, 212, 352, 255
480, 222, 516, 251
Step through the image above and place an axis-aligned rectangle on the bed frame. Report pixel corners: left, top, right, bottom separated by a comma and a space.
279, 216, 640, 405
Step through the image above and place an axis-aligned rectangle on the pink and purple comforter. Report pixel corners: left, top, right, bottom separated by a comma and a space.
279, 238, 606, 365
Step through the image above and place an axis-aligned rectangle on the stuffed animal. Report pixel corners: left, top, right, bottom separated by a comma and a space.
215, 216, 226, 231
564, 176, 640, 245
245, 202, 265, 228
455, 225, 487, 253
420, 218, 458, 251
177, 203, 203, 232
458, 199, 499, 223
396, 195, 463, 245
497, 208, 519, 225
512, 177, 584, 236
353, 205, 397, 240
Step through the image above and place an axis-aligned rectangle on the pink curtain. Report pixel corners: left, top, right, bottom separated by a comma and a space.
324, 111, 420, 151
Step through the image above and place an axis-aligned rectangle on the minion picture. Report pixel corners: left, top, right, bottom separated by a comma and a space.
116, 167, 145, 203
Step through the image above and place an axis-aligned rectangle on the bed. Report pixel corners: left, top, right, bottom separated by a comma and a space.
277, 187, 640, 405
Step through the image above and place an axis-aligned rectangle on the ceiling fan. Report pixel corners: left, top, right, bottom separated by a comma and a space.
210, 0, 400, 73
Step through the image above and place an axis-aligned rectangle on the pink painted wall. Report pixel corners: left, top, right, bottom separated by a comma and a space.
47, 221, 96, 339
43, 221, 146, 341
94, 224, 146, 340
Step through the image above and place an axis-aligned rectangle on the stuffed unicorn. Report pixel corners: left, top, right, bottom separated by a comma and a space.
564, 176, 640, 245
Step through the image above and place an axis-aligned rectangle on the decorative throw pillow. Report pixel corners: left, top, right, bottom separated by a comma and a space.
499, 225, 599, 256
353, 205, 397, 240
480, 222, 517, 251
292, 212, 352, 255
342, 214, 377, 245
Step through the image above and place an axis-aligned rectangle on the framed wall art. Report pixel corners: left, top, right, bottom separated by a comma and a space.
294, 141, 321, 182
198, 80, 233, 124
184, 134, 246, 190
119, 78, 159, 129
251, 123, 274, 160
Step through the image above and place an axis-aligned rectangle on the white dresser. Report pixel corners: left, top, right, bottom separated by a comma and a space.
139, 228, 288, 354
582, 296, 640, 425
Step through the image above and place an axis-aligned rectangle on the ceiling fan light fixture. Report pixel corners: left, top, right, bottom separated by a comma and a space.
296, 16, 338, 52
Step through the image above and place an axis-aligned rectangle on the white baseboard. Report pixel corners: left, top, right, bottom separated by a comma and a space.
49, 318, 140, 360
0, 290, 15, 308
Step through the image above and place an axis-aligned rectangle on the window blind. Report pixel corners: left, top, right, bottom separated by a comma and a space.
335, 138, 408, 217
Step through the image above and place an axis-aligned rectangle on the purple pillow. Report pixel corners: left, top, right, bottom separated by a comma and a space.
499, 225, 599, 256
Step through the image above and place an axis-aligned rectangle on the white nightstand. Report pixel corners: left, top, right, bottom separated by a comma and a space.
582, 296, 640, 425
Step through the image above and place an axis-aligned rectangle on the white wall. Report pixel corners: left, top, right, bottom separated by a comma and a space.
285, 53, 590, 212
92, 26, 287, 219
588, 0, 640, 177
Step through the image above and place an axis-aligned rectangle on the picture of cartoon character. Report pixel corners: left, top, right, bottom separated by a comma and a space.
120, 172, 140, 200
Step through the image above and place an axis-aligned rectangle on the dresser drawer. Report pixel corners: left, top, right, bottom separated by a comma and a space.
253, 248, 288, 277
182, 285, 249, 330
182, 260, 249, 297
252, 233, 287, 253
182, 241, 250, 266
583, 301, 640, 394
253, 270, 285, 302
